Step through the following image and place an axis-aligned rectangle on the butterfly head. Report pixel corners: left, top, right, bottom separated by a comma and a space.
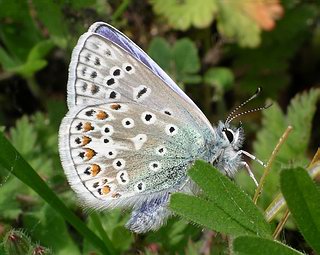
208, 121, 244, 177
209, 88, 271, 176
219, 121, 244, 150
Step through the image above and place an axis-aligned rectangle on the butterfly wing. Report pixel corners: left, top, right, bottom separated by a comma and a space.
59, 22, 214, 211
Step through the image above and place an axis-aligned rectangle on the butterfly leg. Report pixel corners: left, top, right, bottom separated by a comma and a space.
234, 150, 266, 167
240, 161, 259, 186
125, 193, 171, 234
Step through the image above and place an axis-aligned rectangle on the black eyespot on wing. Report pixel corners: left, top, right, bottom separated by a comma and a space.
107, 78, 115, 86
82, 82, 88, 92
94, 57, 101, 66
90, 71, 97, 78
137, 182, 143, 190
85, 53, 91, 62
109, 91, 116, 99
113, 69, 121, 76
85, 109, 95, 116
91, 84, 99, 94
145, 114, 152, 121
76, 122, 83, 131
137, 87, 147, 99
169, 126, 175, 133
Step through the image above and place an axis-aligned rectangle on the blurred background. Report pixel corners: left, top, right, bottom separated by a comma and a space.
0, 0, 319, 254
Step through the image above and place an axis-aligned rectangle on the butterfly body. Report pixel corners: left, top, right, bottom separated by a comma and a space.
59, 22, 246, 233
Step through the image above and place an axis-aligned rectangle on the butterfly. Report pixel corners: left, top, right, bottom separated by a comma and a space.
59, 22, 268, 234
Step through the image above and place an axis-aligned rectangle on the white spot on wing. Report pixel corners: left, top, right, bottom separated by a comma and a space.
112, 158, 126, 170
103, 75, 119, 88
122, 118, 134, 128
100, 136, 114, 145
110, 66, 124, 78
149, 161, 161, 172
130, 134, 147, 150
116, 170, 129, 185
134, 181, 146, 192
165, 124, 178, 136
155, 146, 167, 156
106, 148, 117, 159
133, 85, 151, 101
101, 124, 114, 136
141, 111, 157, 125
122, 62, 135, 74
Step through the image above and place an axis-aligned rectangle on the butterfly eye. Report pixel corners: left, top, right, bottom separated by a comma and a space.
223, 128, 234, 143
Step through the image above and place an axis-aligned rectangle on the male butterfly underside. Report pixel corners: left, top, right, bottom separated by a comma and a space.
59, 22, 219, 233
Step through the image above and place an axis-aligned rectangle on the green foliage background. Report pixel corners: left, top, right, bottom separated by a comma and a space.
0, 0, 319, 254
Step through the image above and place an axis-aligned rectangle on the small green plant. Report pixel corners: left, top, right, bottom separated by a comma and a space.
170, 160, 320, 254
2, 228, 52, 255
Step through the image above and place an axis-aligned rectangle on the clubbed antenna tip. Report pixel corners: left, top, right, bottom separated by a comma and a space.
225, 87, 272, 125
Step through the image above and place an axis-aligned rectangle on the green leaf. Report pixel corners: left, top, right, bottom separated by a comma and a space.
146, 218, 200, 253
148, 37, 172, 71
204, 67, 234, 90
0, 178, 22, 219
0, 132, 116, 255
252, 89, 320, 206
150, 0, 217, 30
23, 205, 81, 255
173, 38, 200, 75
233, 236, 304, 255
0, 46, 19, 69
0, 0, 42, 61
231, 5, 317, 95
10, 116, 37, 156
179, 74, 202, 84
10, 40, 55, 77
32, 0, 68, 48
280, 167, 320, 253
170, 161, 271, 237
27, 40, 55, 62
67, 0, 96, 9
84, 210, 132, 254
147, 37, 201, 85
216, 1, 261, 47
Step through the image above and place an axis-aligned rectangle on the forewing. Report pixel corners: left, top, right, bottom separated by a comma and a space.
67, 22, 212, 130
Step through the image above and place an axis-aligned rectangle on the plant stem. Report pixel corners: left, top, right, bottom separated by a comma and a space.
272, 208, 290, 239
253, 125, 293, 204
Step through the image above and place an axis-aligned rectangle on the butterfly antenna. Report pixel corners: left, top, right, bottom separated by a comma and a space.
226, 103, 272, 124
225, 87, 262, 124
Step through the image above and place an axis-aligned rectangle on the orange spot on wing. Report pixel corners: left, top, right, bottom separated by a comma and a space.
102, 185, 111, 195
83, 122, 94, 132
91, 164, 101, 177
84, 148, 96, 160
110, 103, 121, 110
111, 192, 121, 198
82, 136, 91, 146
96, 110, 109, 120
